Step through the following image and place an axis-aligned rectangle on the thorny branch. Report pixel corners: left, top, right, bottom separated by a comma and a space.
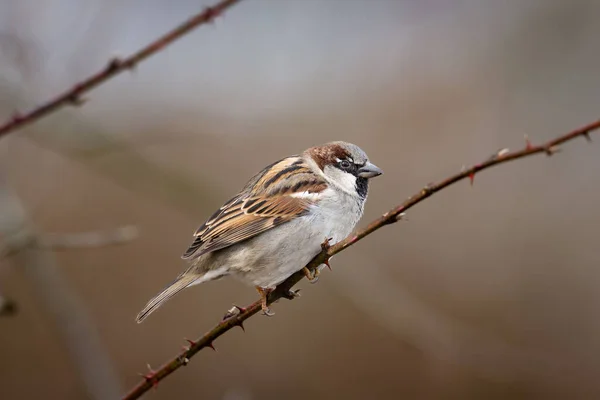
123, 119, 600, 400
0, 0, 243, 139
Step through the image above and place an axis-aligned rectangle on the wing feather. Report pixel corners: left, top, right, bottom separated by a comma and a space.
182, 156, 327, 260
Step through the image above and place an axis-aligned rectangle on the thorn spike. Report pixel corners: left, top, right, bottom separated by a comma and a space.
68, 94, 86, 106
469, 172, 475, 186
544, 145, 560, 156
140, 364, 159, 388
237, 321, 245, 332
233, 304, 247, 313
395, 212, 407, 222
207, 342, 217, 352
583, 131, 592, 142
185, 338, 197, 347
204, 6, 219, 22
525, 134, 534, 150
106, 57, 123, 72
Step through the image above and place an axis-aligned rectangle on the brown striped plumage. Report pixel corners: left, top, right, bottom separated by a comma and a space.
182, 156, 327, 260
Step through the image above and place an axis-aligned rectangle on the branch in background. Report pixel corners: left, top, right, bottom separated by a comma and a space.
0, 179, 124, 400
1, 226, 139, 256
122, 119, 600, 400
0, 0, 243, 139
40, 225, 138, 250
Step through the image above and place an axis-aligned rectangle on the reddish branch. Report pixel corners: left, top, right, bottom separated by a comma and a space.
122, 119, 600, 400
0, 0, 243, 139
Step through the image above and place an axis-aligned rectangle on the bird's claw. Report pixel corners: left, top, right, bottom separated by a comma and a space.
303, 267, 320, 284
281, 289, 301, 300
261, 306, 275, 317
256, 286, 275, 317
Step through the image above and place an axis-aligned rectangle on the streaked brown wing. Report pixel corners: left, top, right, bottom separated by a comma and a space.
182, 156, 327, 260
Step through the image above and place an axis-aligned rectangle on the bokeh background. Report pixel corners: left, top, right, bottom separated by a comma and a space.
1, 0, 600, 399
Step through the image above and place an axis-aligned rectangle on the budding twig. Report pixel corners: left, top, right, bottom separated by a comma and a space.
0, 0, 243, 139
122, 119, 600, 400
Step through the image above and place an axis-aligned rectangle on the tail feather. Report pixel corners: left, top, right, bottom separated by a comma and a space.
136, 275, 198, 323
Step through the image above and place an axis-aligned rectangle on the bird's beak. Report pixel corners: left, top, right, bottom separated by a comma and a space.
358, 162, 383, 178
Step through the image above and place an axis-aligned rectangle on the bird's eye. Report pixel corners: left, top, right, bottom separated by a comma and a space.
339, 160, 352, 170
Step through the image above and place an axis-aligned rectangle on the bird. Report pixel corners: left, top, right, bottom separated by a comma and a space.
136, 141, 382, 322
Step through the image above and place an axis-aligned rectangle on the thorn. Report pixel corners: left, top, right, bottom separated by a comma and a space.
68, 93, 86, 106
544, 145, 560, 156
178, 355, 190, 366
106, 57, 123, 73
185, 338, 197, 347
421, 183, 435, 195
524, 134, 534, 150
496, 148, 510, 158
140, 364, 158, 388
207, 341, 217, 352
11, 111, 22, 123
233, 304, 247, 313
323, 258, 332, 271
204, 6, 222, 22
395, 212, 407, 222
236, 320, 246, 332
583, 131, 592, 143
468, 172, 475, 186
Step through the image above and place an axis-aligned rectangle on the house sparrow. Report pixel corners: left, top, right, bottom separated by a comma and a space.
136, 141, 382, 322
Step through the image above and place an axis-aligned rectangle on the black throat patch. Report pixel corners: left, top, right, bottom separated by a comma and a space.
355, 177, 369, 199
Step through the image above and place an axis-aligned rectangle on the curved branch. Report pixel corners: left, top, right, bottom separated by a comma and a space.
0, 0, 243, 139
123, 119, 600, 400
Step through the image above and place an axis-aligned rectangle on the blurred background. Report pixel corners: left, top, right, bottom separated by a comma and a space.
1, 0, 599, 399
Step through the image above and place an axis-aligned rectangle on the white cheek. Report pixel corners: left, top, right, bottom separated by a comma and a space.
323, 165, 357, 194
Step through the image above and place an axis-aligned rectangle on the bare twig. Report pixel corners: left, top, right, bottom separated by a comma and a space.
40, 225, 138, 250
123, 119, 600, 400
0, 0, 243, 139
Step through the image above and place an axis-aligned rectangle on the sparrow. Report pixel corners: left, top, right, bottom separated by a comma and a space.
136, 141, 382, 322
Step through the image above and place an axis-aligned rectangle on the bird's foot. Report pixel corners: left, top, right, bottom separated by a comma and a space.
255, 286, 275, 316
303, 267, 320, 284
281, 289, 301, 300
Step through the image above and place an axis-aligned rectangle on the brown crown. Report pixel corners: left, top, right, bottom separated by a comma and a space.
306, 143, 350, 171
